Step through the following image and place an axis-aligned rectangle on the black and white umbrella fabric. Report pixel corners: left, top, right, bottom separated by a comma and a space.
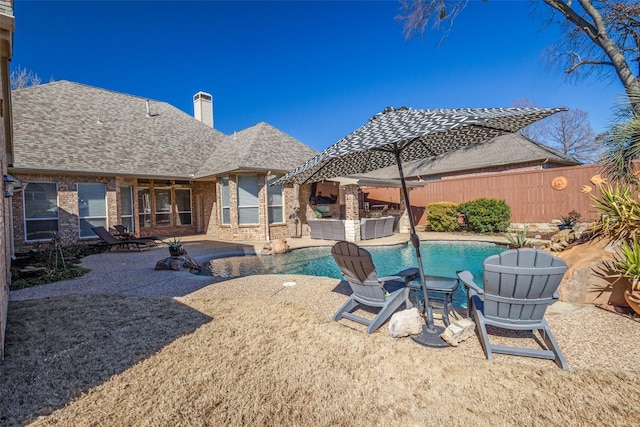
274, 106, 565, 346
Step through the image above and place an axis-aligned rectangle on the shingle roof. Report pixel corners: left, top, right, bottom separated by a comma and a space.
11, 81, 317, 179
362, 133, 580, 180
195, 122, 318, 177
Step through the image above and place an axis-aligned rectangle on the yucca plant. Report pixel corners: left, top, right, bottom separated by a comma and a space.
504, 228, 531, 248
611, 238, 640, 291
591, 184, 640, 242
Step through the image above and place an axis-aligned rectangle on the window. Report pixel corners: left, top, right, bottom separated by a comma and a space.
120, 185, 134, 232
138, 187, 151, 228
78, 183, 107, 238
267, 176, 284, 224
237, 174, 259, 225
24, 182, 59, 241
220, 176, 230, 225
154, 187, 172, 227
175, 188, 192, 225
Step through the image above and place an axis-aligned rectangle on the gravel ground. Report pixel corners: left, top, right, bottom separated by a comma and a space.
9, 232, 640, 372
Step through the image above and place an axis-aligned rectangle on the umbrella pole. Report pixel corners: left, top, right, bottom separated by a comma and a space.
394, 151, 448, 348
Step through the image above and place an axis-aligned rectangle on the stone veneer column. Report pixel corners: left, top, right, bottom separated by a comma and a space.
342, 184, 360, 241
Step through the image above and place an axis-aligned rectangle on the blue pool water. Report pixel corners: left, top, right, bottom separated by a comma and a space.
200, 241, 507, 306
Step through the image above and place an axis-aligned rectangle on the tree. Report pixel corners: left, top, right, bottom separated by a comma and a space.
10, 65, 42, 90
398, 1, 640, 109
513, 99, 600, 163
542, 108, 599, 163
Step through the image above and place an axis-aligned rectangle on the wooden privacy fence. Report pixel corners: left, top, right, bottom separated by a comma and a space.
364, 164, 609, 226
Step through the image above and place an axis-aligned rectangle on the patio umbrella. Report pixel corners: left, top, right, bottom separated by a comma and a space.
273, 106, 565, 347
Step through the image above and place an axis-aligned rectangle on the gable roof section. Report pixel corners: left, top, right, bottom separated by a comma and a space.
363, 133, 580, 180
195, 122, 318, 178
11, 81, 317, 180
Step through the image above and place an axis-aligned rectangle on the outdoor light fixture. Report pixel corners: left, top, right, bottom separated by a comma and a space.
4, 174, 18, 197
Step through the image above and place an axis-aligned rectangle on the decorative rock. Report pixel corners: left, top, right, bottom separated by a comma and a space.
261, 242, 273, 255
550, 229, 576, 252
440, 318, 476, 347
155, 257, 184, 271
181, 254, 203, 270
271, 239, 289, 254
388, 307, 423, 338
171, 258, 185, 271
155, 255, 202, 271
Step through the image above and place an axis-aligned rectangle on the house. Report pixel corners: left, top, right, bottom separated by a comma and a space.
363, 132, 580, 181
0, 0, 14, 359
360, 133, 584, 226
9, 81, 318, 253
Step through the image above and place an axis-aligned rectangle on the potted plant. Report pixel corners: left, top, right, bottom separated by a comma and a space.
611, 238, 640, 315
504, 229, 532, 249
164, 236, 184, 257
558, 210, 581, 231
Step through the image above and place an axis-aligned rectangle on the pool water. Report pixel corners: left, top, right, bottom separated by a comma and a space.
200, 241, 507, 306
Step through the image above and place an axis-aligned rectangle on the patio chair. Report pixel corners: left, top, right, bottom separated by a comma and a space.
331, 241, 417, 334
113, 224, 161, 246
91, 226, 151, 252
457, 248, 569, 370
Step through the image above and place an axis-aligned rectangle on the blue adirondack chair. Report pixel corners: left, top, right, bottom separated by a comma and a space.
331, 241, 417, 334
457, 248, 569, 370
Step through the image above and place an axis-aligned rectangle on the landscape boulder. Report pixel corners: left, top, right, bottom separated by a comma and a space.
272, 239, 289, 254
155, 254, 202, 271
440, 318, 476, 347
388, 307, 423, 338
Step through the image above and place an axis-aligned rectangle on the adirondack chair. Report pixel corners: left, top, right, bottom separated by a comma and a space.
457, 248, 569, 370
331, 241, 417, 334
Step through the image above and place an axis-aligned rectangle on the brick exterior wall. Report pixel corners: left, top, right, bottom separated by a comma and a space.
0, 2, 14, 359
9, 172, 313, 255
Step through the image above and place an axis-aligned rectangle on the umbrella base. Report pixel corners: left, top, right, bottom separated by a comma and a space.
411, 325, 449, 348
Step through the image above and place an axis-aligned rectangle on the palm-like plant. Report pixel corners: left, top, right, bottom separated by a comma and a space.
614, 238, 640, 291
600, 86, 640, 184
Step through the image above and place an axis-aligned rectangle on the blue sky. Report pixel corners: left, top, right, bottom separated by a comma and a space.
13, 0, 623, 152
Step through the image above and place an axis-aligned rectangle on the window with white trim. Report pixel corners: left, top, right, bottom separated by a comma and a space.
237, 174, 259, 225
120, 184, 134, 232
220, 176, 230, 225
138, 187, 151, 228
175, 188, 192, 225
78, 183, 107, 238
24, 182, 59, 241
267, 176, 284, 224
154, 187, 172, 227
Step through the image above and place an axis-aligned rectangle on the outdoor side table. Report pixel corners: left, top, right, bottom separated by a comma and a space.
407, 275, 459, 326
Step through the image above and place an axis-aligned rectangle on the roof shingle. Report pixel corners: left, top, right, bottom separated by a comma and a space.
11, 81, 317, 179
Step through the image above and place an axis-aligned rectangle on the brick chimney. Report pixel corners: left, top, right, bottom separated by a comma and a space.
193, 91, 213, 128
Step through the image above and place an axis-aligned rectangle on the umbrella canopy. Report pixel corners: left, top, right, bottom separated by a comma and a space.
275, 106, 565, 346
274, 106, 566, 186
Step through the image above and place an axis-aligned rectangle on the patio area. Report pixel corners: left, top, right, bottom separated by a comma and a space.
3, 232, 640, 425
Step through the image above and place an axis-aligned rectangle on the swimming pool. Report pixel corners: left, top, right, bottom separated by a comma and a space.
200, 241, 507, 306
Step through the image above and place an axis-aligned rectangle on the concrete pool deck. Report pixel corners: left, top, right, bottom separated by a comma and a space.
9, 231, 510, 302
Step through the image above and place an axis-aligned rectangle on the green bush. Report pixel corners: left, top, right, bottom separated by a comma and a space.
426, 202, 459, 232
457, 198, 511, 233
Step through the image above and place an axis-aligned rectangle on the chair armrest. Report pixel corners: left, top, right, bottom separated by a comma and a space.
378, 275, 403, 283
394, 267, 419, 283
456, 270, 484, 295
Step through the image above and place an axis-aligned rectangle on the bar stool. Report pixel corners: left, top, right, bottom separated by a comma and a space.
407, 275, 460, 326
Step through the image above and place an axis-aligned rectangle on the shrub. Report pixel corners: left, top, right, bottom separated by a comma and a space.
457, 198, 511, 233
426, 202, 459, 232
